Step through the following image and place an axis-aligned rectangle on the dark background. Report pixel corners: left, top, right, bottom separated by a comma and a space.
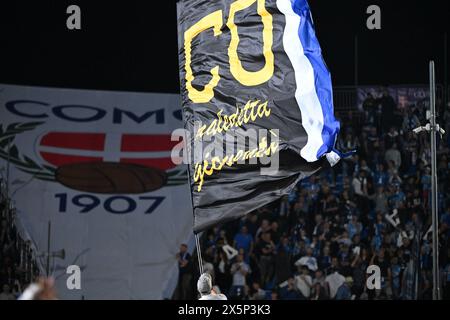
0, 0, 448, 93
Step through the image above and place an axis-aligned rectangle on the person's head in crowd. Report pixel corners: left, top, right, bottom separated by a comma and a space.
298, 240, 306, 252
249, 213, 258, 224
217, 237, 225, 247
361, 247, 370, 259
411, 212, 419, 223
261, 232, 270, 243
402, 237, 411, 248
331, 257, 339, 269
315, 270, 324, 280
287, 277, 295, 289
236, 253, 244, 263
179, 243, 188, 254
383, 233, 392, 246
260, 219, 270, 231
252, 282, 261, 292
300, 265, 309, 275
352, 234, 361, 245
343, 176, 351, 188
271, 289, 278, 300
360, 159, 369, 169
358, 169, 367, 179
300, 229, 308, 240
323, 245, 330, 257
315, 214, 323, 225
305, 247, 313, 257
390, 253, 398, 265
240, 226, 248, 235
341, 231, 350, 240
376, 213, 383, 223
219, 229, 227, 241
205, 246, 215, 261
323, 221, 330, 232
281, 236, 289, 247
322, 183, 330, 195
296, 215, 306, 226
271, 221, 278, 232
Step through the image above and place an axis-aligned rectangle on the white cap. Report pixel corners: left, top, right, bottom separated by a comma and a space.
197, 273, 212, 295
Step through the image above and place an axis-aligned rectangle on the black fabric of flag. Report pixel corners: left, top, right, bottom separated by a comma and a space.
177, 0, 342, 233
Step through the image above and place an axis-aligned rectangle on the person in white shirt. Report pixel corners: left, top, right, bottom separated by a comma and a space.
325, 271, 346, 299
295, 247, 318, 272
230, 253, 250, 298
352, 170, 368, 197
294, 266, 312, 299
197, 273, 227, 300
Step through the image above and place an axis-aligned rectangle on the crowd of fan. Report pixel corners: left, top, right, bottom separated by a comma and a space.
176, 88, 450, 300
0, 178, 39, 300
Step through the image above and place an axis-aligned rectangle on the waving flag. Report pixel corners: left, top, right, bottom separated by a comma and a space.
177, 0, 342, 233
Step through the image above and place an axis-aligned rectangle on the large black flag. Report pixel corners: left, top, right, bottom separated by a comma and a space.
177, 0, 342, 233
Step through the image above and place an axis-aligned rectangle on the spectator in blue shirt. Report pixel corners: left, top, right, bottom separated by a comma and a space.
279, 278, 302, 300
335, 277, 353, 300
233, 226, 253, 257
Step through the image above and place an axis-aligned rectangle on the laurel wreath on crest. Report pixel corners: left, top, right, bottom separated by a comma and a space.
0, 121, 188, 186
0, 122, 56, 181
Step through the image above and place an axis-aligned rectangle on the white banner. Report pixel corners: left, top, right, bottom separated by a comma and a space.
0, 84, 193, 299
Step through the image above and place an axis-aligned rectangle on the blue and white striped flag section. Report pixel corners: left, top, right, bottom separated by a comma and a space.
177, 0, 345, 233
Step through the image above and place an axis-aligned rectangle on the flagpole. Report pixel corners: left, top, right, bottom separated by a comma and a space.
195, 233, 204, 275
429, 61, 441, 300
176, 2, 204, 277
187, 154, 204, 275
182, 123, 204, 276
181, 116, 204, 276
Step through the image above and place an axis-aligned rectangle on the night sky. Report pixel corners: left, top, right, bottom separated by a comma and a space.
0, 0, 448, 93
